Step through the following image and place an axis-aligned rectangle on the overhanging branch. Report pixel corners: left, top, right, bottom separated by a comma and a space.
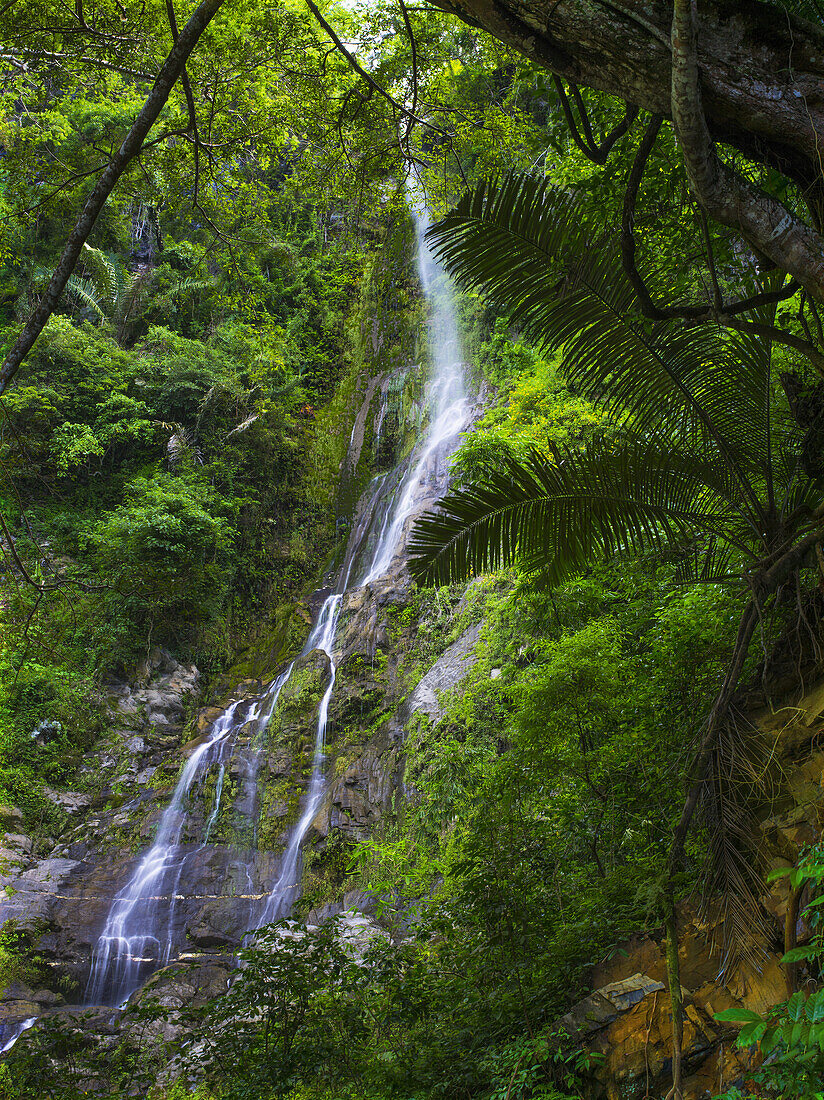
670, 0, 824, 303
0, 0, 227, 397
621, 111, 824, 373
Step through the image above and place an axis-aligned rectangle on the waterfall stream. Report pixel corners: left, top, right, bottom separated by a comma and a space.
83, 202, 470, 1007
0, 1017, 36, 1055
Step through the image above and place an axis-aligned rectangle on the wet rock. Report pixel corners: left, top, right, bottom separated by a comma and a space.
0, 998, 41, 1025
42, 788, 91, 814
197, 705, 224, 734
314, 746, 399, 837
399, 622, 481, 726
0, 806, 23, 831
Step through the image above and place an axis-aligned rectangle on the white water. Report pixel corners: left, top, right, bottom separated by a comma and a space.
0, 1017, 36, 1055
254, 202, 470, 922
85, 669, 292, 1006
359, 207, 467, 585
255, 593, 343, 926
85, 199, 470, 997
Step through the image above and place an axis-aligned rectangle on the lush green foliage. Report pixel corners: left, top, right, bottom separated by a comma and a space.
2, 4, 822, 1098
714, 845, 824, 1099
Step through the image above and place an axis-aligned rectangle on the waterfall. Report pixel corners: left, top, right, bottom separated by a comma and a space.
255, 593, 342, 926
359, 207, 467, 585
84, 670, 292, 1006
254, 200, 470, 923
0, 1017, 36, 1055
84, 199, 470, 1003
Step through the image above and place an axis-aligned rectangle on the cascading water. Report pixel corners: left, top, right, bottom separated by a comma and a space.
359, 206, 467, 585
82, 197, 471, 1006
0, 1017, 36, 1055
255, 593, 342, 926
253, 199, 471, 924
85, 669, 292, 1006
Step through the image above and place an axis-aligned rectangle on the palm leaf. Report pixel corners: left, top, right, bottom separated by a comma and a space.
113, 271, 152, 331
673, 537, 740, 584
155, 275, 215, 308
408, 440, 741, 586
77, 243, 121, 315
64, 276, 106, 320
426, 174, 772, 470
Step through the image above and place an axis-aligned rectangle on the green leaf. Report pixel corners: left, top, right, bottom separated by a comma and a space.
766, 867, 793, 883
807, 992, 824, 1024
781, 945, 820, 964
788, 991, 807, 1022
738, 1021, 767, 1046
791, 1019, 807, 1048
715, 1008, 764, 1024
760, 1026, 780, 1055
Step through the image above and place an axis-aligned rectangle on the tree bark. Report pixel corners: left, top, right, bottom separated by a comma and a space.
430, 0, 824, 200
670, 0, 824, 303
663, 892, 684, 1100
0, 0, 227, 397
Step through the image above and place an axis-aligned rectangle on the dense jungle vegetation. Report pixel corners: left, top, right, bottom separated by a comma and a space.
3, 0, 824, 1097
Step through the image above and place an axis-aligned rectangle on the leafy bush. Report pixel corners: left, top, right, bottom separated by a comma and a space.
715, 845, 824, 1099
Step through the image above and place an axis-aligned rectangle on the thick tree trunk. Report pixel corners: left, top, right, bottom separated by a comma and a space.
431, 0, 824, 195
670, 0, 824, 304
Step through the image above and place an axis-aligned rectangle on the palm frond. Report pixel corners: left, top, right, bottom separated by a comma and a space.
426, 174, 772, 466
673, 537, 740, 584
77, 243, 121, 315
113, 271, 152, 331
64, 276, 106, 320
699, 708, 775, 972
408, 440, 738, 586
155, 275, 215, 307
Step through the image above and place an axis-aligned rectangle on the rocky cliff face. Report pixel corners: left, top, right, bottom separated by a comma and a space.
0, 558, 484, 1045
547, 674, 824, 1100
5, 576, 824, 1097
0, 209, 485, 1060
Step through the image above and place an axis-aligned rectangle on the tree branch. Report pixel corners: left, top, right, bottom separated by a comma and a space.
399, 0, 419, 149
621, 112, 824, 372
302, 0, 467, 185
670, 0, 824, 302
0, 0, 226, 397
553, 76, 637, 165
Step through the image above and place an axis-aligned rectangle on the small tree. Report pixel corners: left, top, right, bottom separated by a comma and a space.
409, 173, 824, 1098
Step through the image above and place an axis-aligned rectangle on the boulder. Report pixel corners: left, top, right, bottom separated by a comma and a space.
557, 972, 746, 1100
42, 788, 91, 814
3, 834, 32, 854
0, 806, 23, 831
398, 622, 482, 726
